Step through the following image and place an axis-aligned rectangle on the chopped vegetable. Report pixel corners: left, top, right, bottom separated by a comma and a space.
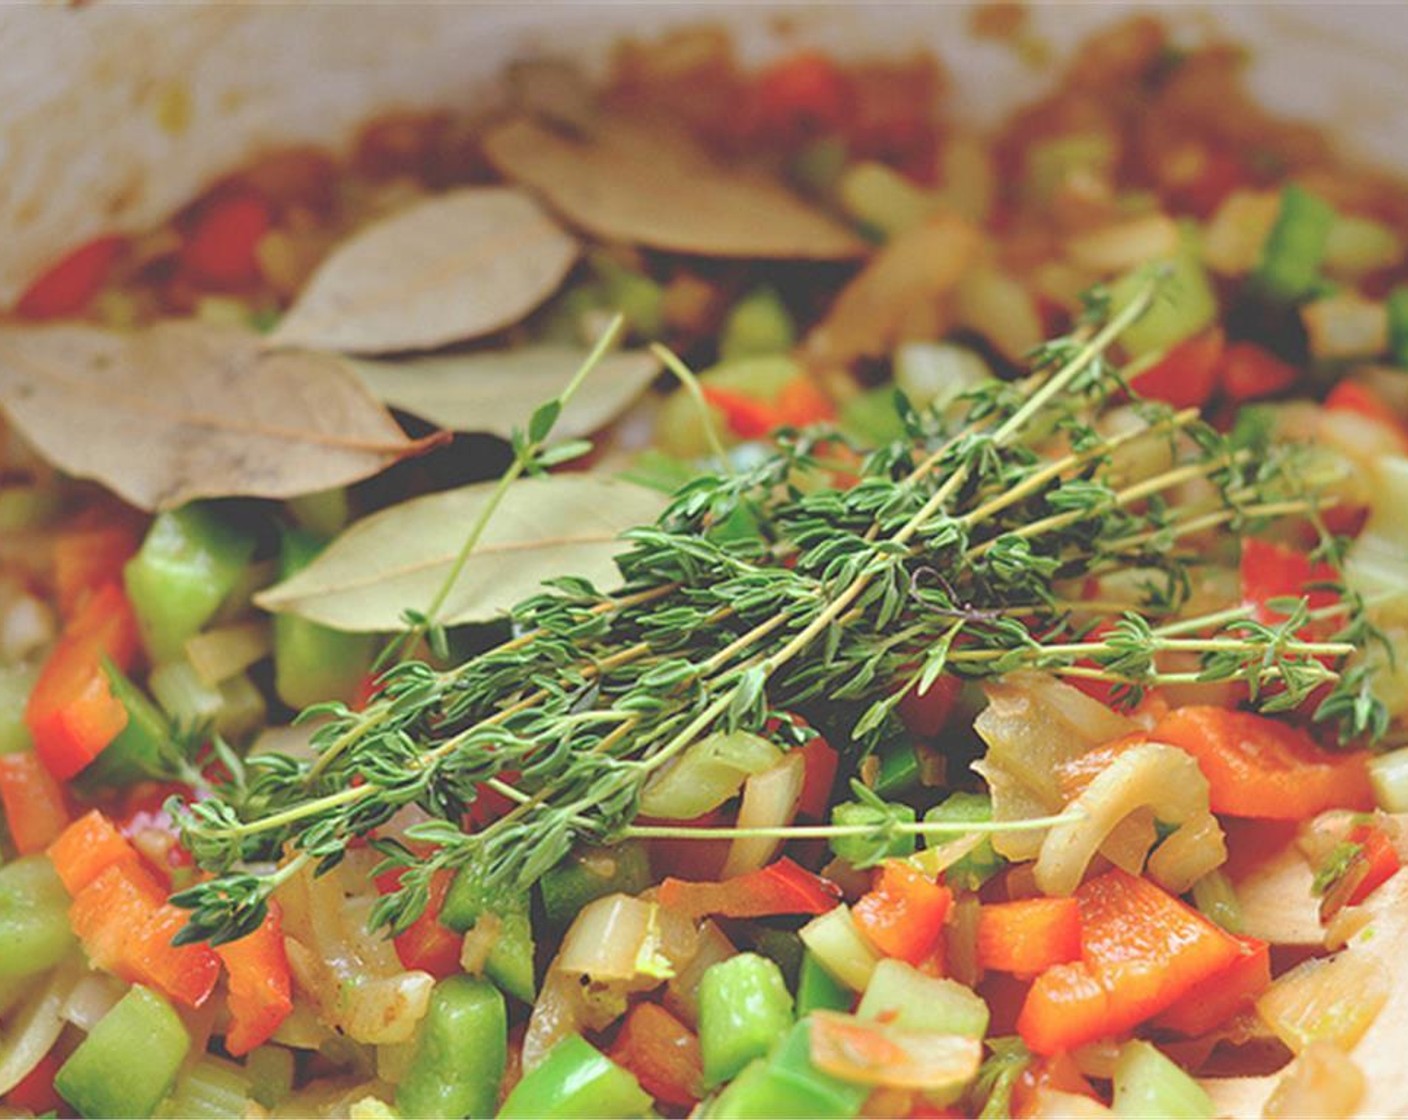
1253, 184, 1336, 303
396, 975, 507, 1120
0, 751, 69, 854
498, 1034, 651, 1119
213, 901, 292, 1056
851, 859, 951, 966
0, 856, 76, 980
976, 898, 1082, 975
608, 1001, 703, 1108
659, 857, 841, 920
1111, 1040, 1214, 1119
699, 952, 795, 1088
857, 959, 990, 1038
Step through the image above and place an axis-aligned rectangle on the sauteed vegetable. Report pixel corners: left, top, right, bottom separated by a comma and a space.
5, 13, 1408, 1119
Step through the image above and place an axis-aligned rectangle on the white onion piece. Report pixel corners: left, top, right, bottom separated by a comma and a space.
60, 970, 126, 1033
342, 972, 435, 1046
721, 751, 805, 878
663, 920, 734, 1029
522, 970, 585, 1073
459, 912, 503, 977
0, 594, 54, 665
0, 963, 81, 1095
557, 894, 667, 983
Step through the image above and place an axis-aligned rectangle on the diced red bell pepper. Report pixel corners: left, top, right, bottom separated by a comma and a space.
3, 1049, 63, 1115
701, 385, 782, 440
658, 856, 841, 920
375, 865, 462, 979
182, 191, 271, 288
1153, 707, 1374, 820
25, 583, 140, 781
897, 674, 963, 739
47, 808, 145, 893
215, 900, 293, 1055
1152, 936, 1270, 1037
797, 734, 840, 821
1220, 342, 1299, 403
775, 376, 837, 426
16, 235, 123, 320
1239, 538, 1339, 632
1325, 381, 1408, 453
1129, 329, 1224, 410
1017, 870, 1243, 1054
754, 51, 852, 137
852, 860, 952, 966
977, 898, 1082, 976
0, 751, 70, 855
607, 1001, 703, 1109
52, 521, 141, 622
1342, 823, 1402, 909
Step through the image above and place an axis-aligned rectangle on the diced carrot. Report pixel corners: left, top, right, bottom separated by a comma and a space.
182, 191, 271, 288
15, 235, 124, 320
853, 860, 953, 966
1220, 342, 1299, 403
977, 898, 1082, 976
1153, 707, 1374, 820
658, 857, 841, 920
0, 752, 69, 855
608, 1002, 703, 1108
1324, 381, 1408, 453
215, 901, 293, 1055
1017, 870, 1242, 1054
1130, 328, 1224, 410
47, 809, 145, 894
1153, 936, 1270, 1037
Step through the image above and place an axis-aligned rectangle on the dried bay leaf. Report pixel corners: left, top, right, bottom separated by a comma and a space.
268, 187, 579, 354
483, 114, 867, 260
348, 345, 660, 439
255, 474, 667, 632
0, 321, 433, 511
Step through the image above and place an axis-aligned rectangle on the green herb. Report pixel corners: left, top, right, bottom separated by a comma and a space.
172, 279, 1377, 946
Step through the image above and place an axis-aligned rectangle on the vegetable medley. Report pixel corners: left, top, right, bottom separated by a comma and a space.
7, 13, 1408, 1120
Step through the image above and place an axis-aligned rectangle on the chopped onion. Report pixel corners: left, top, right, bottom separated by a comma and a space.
953, 264, 1043, 363
1302, 293, 1388, 361
557, 894, 669, 983
184, 621, 273, 686
638, 730, 781, 820
1065, 213, 1180, 274
1370, 748, 1408, 813
1022, 1088, 1115, 1118
0, 594, 54, 665
342, 972, 435, 1047
1202, 190, 1280, 276
60, 970, 126, 1033
0, 963, 80, 1095
800, 905, 881, 993
522, 970, 584, 1073
944, 895, 983, 989
721, 751, 805, 878
1264, 1042, 1364, 1119
808, 1011, 982, 1092
663, 919, 733, 1029
458, 911, 503, 976
1256, 952, 1389, 1054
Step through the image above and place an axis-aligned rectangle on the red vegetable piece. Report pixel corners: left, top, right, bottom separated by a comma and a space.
16, 235, 123, 320
658, 857, 841, 920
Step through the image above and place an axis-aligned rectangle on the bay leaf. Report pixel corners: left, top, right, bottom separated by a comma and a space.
482, 114, 867, 260
255, 474, 668, 632
267, 187, 579, 354
348, 345, 660, 439
0, 321, 433, 512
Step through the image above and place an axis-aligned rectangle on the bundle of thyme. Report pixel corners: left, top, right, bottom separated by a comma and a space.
173, 284, 1383, 946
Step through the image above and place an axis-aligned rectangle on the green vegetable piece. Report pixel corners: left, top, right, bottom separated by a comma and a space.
796, 950, 853, 1016
244, 1046, 294, 1110
442, 869, 536, 1002
498, 1034, 651, 1119
396, 975, 507, 1120
840, 388, 907, 447
0, 855, 76, 979
124, 505, 256, 663
874, 741, 921, 798
539, 842, 653, 928
618, 449, 698, 495
1325, 213, 1403, 278
156, 1055, 250, 1119
924, 792, 1004, 890
78, 663, 173, 789
287, 487, 351, 539
1388, 287, 1408, 370
56, 985, 190, 1119
708, 1020, 867, 1120
1254, 184, 1337, 304
973, 1038, 1032, 1120
591, 254, 665, 339
829, 799, 916, 865
1109, 231, 1217, 357
274, 530, 375, 709
698, 952, 795, 1089
0, 663, 38, 755
1112, 1040, 1215, 1119
1190, 870, 1244, 935
789, 137, 848, 199
857, 959, 990, 1037
654, 355, 799, 460
721, 287, 796, 363
637, 730, 781, 822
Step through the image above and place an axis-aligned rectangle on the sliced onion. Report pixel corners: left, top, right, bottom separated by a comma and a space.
1264, 1042, 1365, 1119
721, 752, 805, 878
60, 971, 126, 1033
1257, 952, 1389, 1054
342, 971, 435, 1046
183, 620, 272, 686
522, 970, 585, 1073
663, 919, 734, 1029
808, 1010, 982, 1092
557, 894, 668, 983
0, 962, 81, 1095
639, 730, 781, 820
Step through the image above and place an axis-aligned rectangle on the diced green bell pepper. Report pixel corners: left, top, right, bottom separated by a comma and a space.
124, 505, 256, 663
721, 287, 796, 363
0, 855, 76, 979
1253, 184, 1336, 304
829, 799, 915, 865
77, 663, 173, 789
707, 1019, 867, 1120
56, 985, 190, 1119
923, 792, 1004, 890
396, 975, 506, 1120
441, 868, 536, 1003
273, 530, 375, 709
539, 842, 652, 928
796, 950, 853, 1016
498, 1034, 651, 1119
698, 952, 795, 1089
874, 741, 921, 797
1109, 229, 1217, 358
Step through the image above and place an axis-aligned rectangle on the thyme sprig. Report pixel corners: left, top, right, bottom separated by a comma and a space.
172, 280, 1378, 946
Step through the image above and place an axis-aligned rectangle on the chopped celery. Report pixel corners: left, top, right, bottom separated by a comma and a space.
798, 905, 881, 993
721, 287, 796, 363
639, 730, 781, 821
0, 664, 38, 755
1325, 212, 1403, 278
499, 1034, 651, 1119
441, 870, 536, 1002
273, 530, 374, 709
1370, 746, 1408, 812
396, 976, 506, 1120
591, 253, 665, 339
797, 950, 853, 1016
1389, 286, 1408, 369
539, 841, 653, 928
894, 342, 991, 410
923, 792, 1004, 890
149, 659, 265, 742
1190, 869, 1244, 935
245, 1046, 295, 1109
858, 960, 989, 1037
1253, 184, 1336, 304
1024, 133, 1117, 205
124, 505, 256, 663
698, 952, 795, 1088
56, 985, 190, 1119
839, 388, 907, 446
77, 663, 173, 788
157, 1055, 251, 1119
1111, 1040, 1214, 1118
828, 799, 915, 864
0, 855, 76, 979
1109, 231, 1217, 358
838, 161, 939, 238
287, 487, 351, 538
708, 1020, 867, 1120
